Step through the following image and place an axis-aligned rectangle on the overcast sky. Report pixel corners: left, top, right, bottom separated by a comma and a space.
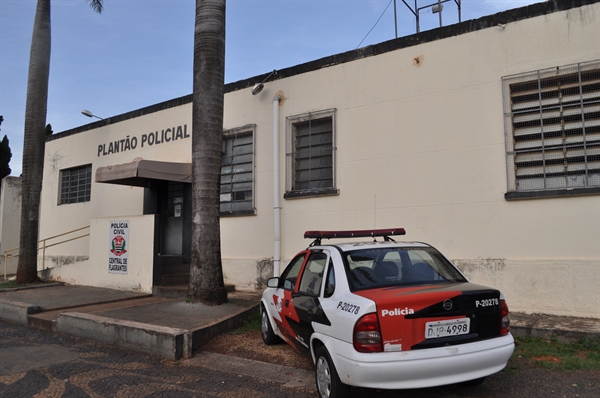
1, 0, 538, 176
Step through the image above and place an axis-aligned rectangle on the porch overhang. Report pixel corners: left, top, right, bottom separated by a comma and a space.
95, 160, 191, 187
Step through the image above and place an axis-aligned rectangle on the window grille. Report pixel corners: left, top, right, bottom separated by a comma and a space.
220, 126, 255, 215
60, 164, 92, 204
503, 60, 600, 195
286, 109, 338, 198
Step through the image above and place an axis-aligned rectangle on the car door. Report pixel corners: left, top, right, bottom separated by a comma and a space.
269, 251, 308, 349
289, 250, 331, 355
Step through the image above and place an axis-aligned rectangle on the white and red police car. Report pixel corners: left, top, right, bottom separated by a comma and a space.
260, 228, 514, 398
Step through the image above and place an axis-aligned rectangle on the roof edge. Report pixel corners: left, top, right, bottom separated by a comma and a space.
49, 0, 598, 142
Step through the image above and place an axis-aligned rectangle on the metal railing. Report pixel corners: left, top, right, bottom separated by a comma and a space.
3, 225, 90, 280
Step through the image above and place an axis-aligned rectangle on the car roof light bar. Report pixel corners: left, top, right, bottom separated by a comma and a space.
304, 228, 406, 246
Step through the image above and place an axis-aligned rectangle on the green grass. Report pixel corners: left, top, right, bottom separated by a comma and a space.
230, 308, 262, 334
0, 280, 22, 288
0, 278, 46, 289
514, 336, 600, 370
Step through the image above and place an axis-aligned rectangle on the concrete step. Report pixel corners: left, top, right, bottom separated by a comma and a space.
152, 285, 187, 299
27, 296, 171, 331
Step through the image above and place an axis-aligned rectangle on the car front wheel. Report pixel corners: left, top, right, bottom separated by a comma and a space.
315, 346, 349, 398
261, 305, 280, 345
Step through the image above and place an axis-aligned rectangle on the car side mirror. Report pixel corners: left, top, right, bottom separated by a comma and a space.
267, 277, 280, 288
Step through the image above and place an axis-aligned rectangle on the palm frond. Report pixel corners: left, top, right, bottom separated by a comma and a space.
87, 0, 104, 14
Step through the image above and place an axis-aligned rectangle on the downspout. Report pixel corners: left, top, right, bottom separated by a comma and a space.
273, 93, 282, 277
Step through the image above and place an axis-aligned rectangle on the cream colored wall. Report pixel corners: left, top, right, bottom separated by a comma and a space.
455, 259, 599, 318
220, 4, 600, 317
266, 4, 600, 258
37, 3, 600, 317
43, 215, 155, 292
0, 177, 22, 276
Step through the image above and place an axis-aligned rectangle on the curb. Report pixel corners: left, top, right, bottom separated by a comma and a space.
53, 303, 259, 360
57, 312, 191, 360
0, 299, 43, 324
510, 313, 600, 342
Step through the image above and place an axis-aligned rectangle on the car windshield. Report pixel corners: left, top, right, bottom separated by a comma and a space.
343, 247, 467, 291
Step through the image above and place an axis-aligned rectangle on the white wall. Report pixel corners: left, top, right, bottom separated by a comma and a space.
0, 177, 21, 276
43, 215, 155, 292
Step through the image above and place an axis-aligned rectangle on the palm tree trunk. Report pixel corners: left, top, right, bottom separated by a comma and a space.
188, 0, 228, 305
16, 0, 51, 283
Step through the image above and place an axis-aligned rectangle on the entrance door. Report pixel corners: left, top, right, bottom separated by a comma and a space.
163, 182, 184, 255
158, 181, 191, 258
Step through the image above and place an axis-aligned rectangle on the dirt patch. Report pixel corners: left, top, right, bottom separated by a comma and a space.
576, 351, 589, 359
533, 355, 561, 363
201, 330, 314, 371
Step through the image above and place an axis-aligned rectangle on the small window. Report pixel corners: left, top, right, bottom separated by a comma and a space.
285, 109, 338, 199
324, 260, 336, 298
280, 253, 306, 291
503, 60, 600, 199
298, 252, 327, 295
220, 125, 255, 215
60, 164, 91, 204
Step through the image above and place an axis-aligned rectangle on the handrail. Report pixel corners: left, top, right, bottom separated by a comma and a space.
3, 225, 90, 281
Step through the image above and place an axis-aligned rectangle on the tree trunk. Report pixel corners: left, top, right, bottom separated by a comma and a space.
188, 0, 228, 305
17, 0, 51, 284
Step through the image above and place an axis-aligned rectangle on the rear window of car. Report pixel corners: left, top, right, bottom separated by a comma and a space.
343, 247, 467, 291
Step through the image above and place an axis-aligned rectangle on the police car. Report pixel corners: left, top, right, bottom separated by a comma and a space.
260, 229, 514, 398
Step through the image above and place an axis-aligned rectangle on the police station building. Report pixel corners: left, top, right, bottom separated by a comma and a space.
1, 0, 599, 319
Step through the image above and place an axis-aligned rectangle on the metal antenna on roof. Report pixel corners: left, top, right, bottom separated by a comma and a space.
400, 0, 462, 34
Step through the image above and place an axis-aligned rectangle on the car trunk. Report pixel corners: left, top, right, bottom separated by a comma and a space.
355, 283, 503, 352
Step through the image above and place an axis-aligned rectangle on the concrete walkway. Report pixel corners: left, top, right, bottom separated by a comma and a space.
0, 283, 259, 360
1, 282, 599, 361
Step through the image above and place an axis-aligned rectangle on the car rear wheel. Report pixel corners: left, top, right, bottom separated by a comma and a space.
315, 346, 349, 398
261, 305, 280, 345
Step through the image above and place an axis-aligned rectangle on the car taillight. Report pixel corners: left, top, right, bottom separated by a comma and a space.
353, 313, 383, 353
500, 299, 510, 336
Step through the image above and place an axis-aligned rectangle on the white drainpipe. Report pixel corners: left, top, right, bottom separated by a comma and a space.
273, 93, 282, 277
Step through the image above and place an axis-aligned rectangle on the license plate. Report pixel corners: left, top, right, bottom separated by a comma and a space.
425, 318, 470, 339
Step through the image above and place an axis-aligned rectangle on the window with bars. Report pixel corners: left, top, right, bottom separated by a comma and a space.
220, 125, 255, 215
60, 164, 92, 204
503, 60, 600, 199
285, 109, 338, 199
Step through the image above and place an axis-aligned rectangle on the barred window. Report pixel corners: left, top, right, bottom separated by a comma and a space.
285, 109, 338, 199
60, 164, 92, 204
503, 60, 600, 199
220, 125, 255, 216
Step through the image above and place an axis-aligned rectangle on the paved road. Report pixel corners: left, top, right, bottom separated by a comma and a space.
2, 319, 600, 398
0, 320, 314, 398
348, 364, 600, 398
